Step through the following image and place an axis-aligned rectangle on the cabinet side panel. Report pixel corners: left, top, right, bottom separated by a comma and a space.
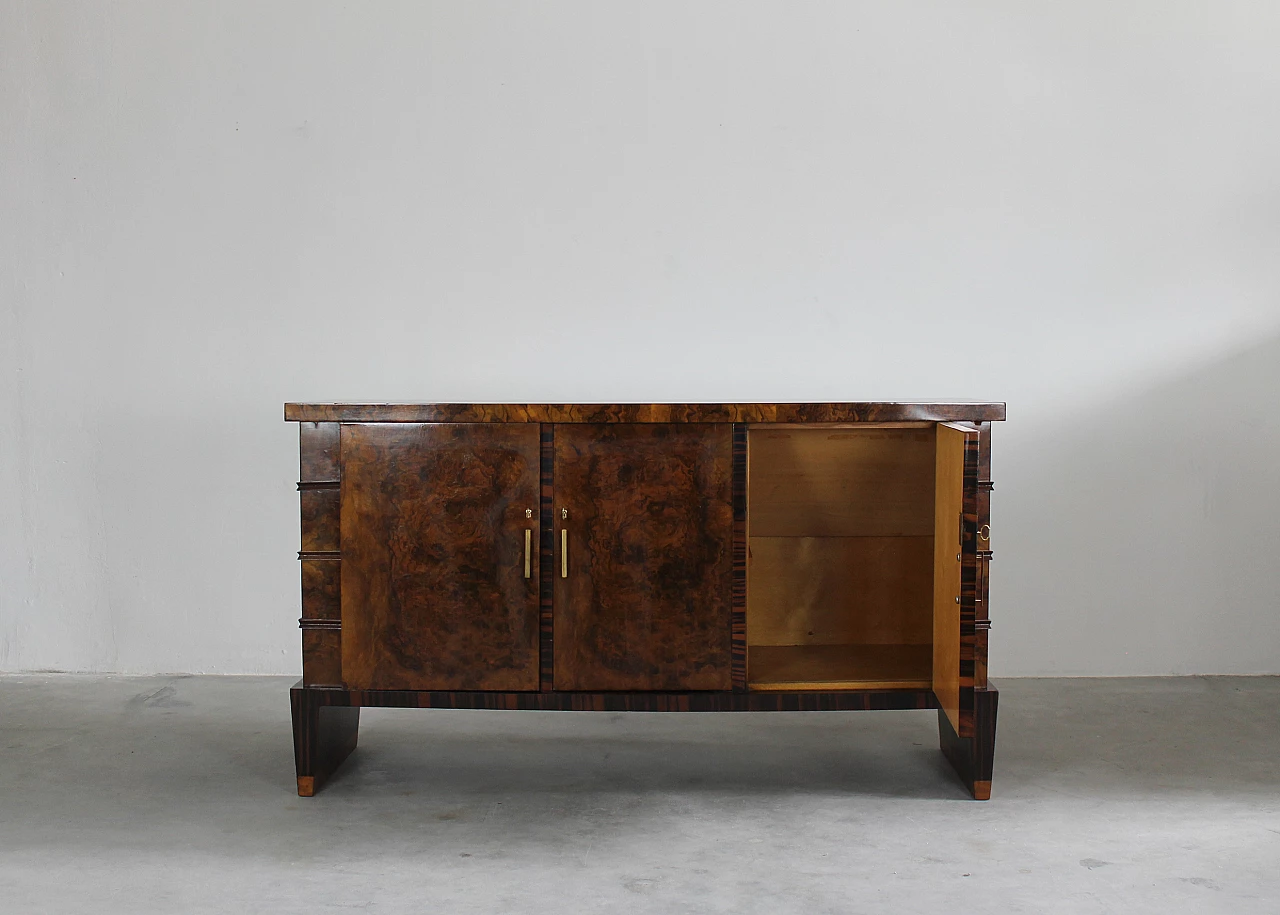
554, 424, 734, 691
300, 489, 340, 553
300, 422, 340, 481
340, 423, 541, 691
975, 422, 993, 689
299, 422, 342, 686
302, 628, 343, 686
301, 560, 340, 621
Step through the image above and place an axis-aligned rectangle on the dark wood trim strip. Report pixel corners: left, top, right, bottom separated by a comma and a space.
975, 422, 993, 691
730, 423, 748, 691
297, 480, 340, 491
290, 681, 937, 713
286, 402, 1008, 424
300, 618, 342, 630
538, 424, 554, 691
298, 551, 341, 561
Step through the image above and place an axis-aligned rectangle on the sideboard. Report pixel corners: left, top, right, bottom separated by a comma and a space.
286, 402, 1005, 798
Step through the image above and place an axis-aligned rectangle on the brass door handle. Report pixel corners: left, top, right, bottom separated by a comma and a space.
523, 529, 532, 579
560, 529, 568, 578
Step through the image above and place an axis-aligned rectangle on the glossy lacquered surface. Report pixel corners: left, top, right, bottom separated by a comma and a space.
553, 424, 734, 691
288, 403, 1003, 799
339, 423, 541, 691
286, 402, 1007, 424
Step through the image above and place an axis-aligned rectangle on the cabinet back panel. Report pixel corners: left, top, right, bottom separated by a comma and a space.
748, 427, 936, 537
747, 535, 933, 647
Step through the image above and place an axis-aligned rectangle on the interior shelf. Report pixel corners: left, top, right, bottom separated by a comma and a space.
747, 644, 932, 691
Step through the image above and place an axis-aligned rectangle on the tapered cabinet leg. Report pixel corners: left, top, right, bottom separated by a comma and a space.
290, 684, 359, 797
939, 683, 998, 800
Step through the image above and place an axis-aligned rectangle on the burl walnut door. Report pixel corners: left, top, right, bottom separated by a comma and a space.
340, 423, 541, 691
553, 424, 734, 691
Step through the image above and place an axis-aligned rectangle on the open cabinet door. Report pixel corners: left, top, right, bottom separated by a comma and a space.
933, 423, 973, 734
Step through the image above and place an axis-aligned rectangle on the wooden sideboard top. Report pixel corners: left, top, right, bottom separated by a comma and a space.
285, 402, 1006, 424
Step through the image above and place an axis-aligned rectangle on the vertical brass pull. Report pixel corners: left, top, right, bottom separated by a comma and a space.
523, 529, 532, 579
561, 529, 568, 578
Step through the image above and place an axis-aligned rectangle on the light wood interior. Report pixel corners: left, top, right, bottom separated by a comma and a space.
748, 645, 932, 691
747, 425, 938, 691
749, 427, 935, 537
932, 423, 967, 729
748, 536, 933, 645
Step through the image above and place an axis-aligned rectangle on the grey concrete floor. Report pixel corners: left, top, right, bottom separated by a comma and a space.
1, 676, 1278, 914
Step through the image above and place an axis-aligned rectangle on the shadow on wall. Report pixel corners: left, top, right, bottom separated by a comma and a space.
996, 332, 1280, 676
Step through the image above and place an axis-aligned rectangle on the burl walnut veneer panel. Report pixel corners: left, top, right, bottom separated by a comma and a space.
339, 423, 541, 691
553, 424, 734, 691
298, 422, 342, 686
287, 402, 1007, 424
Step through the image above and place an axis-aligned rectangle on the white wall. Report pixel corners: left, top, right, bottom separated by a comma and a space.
3, 1, 1279, 676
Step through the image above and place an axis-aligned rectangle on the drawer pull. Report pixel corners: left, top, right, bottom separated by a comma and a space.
561, 529, 568, 578
523, 529, 532, 579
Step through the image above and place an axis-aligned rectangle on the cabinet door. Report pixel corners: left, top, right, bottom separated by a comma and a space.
340, 423, 540, 690
553, 424, 734, 691
933, 422, 977, 733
